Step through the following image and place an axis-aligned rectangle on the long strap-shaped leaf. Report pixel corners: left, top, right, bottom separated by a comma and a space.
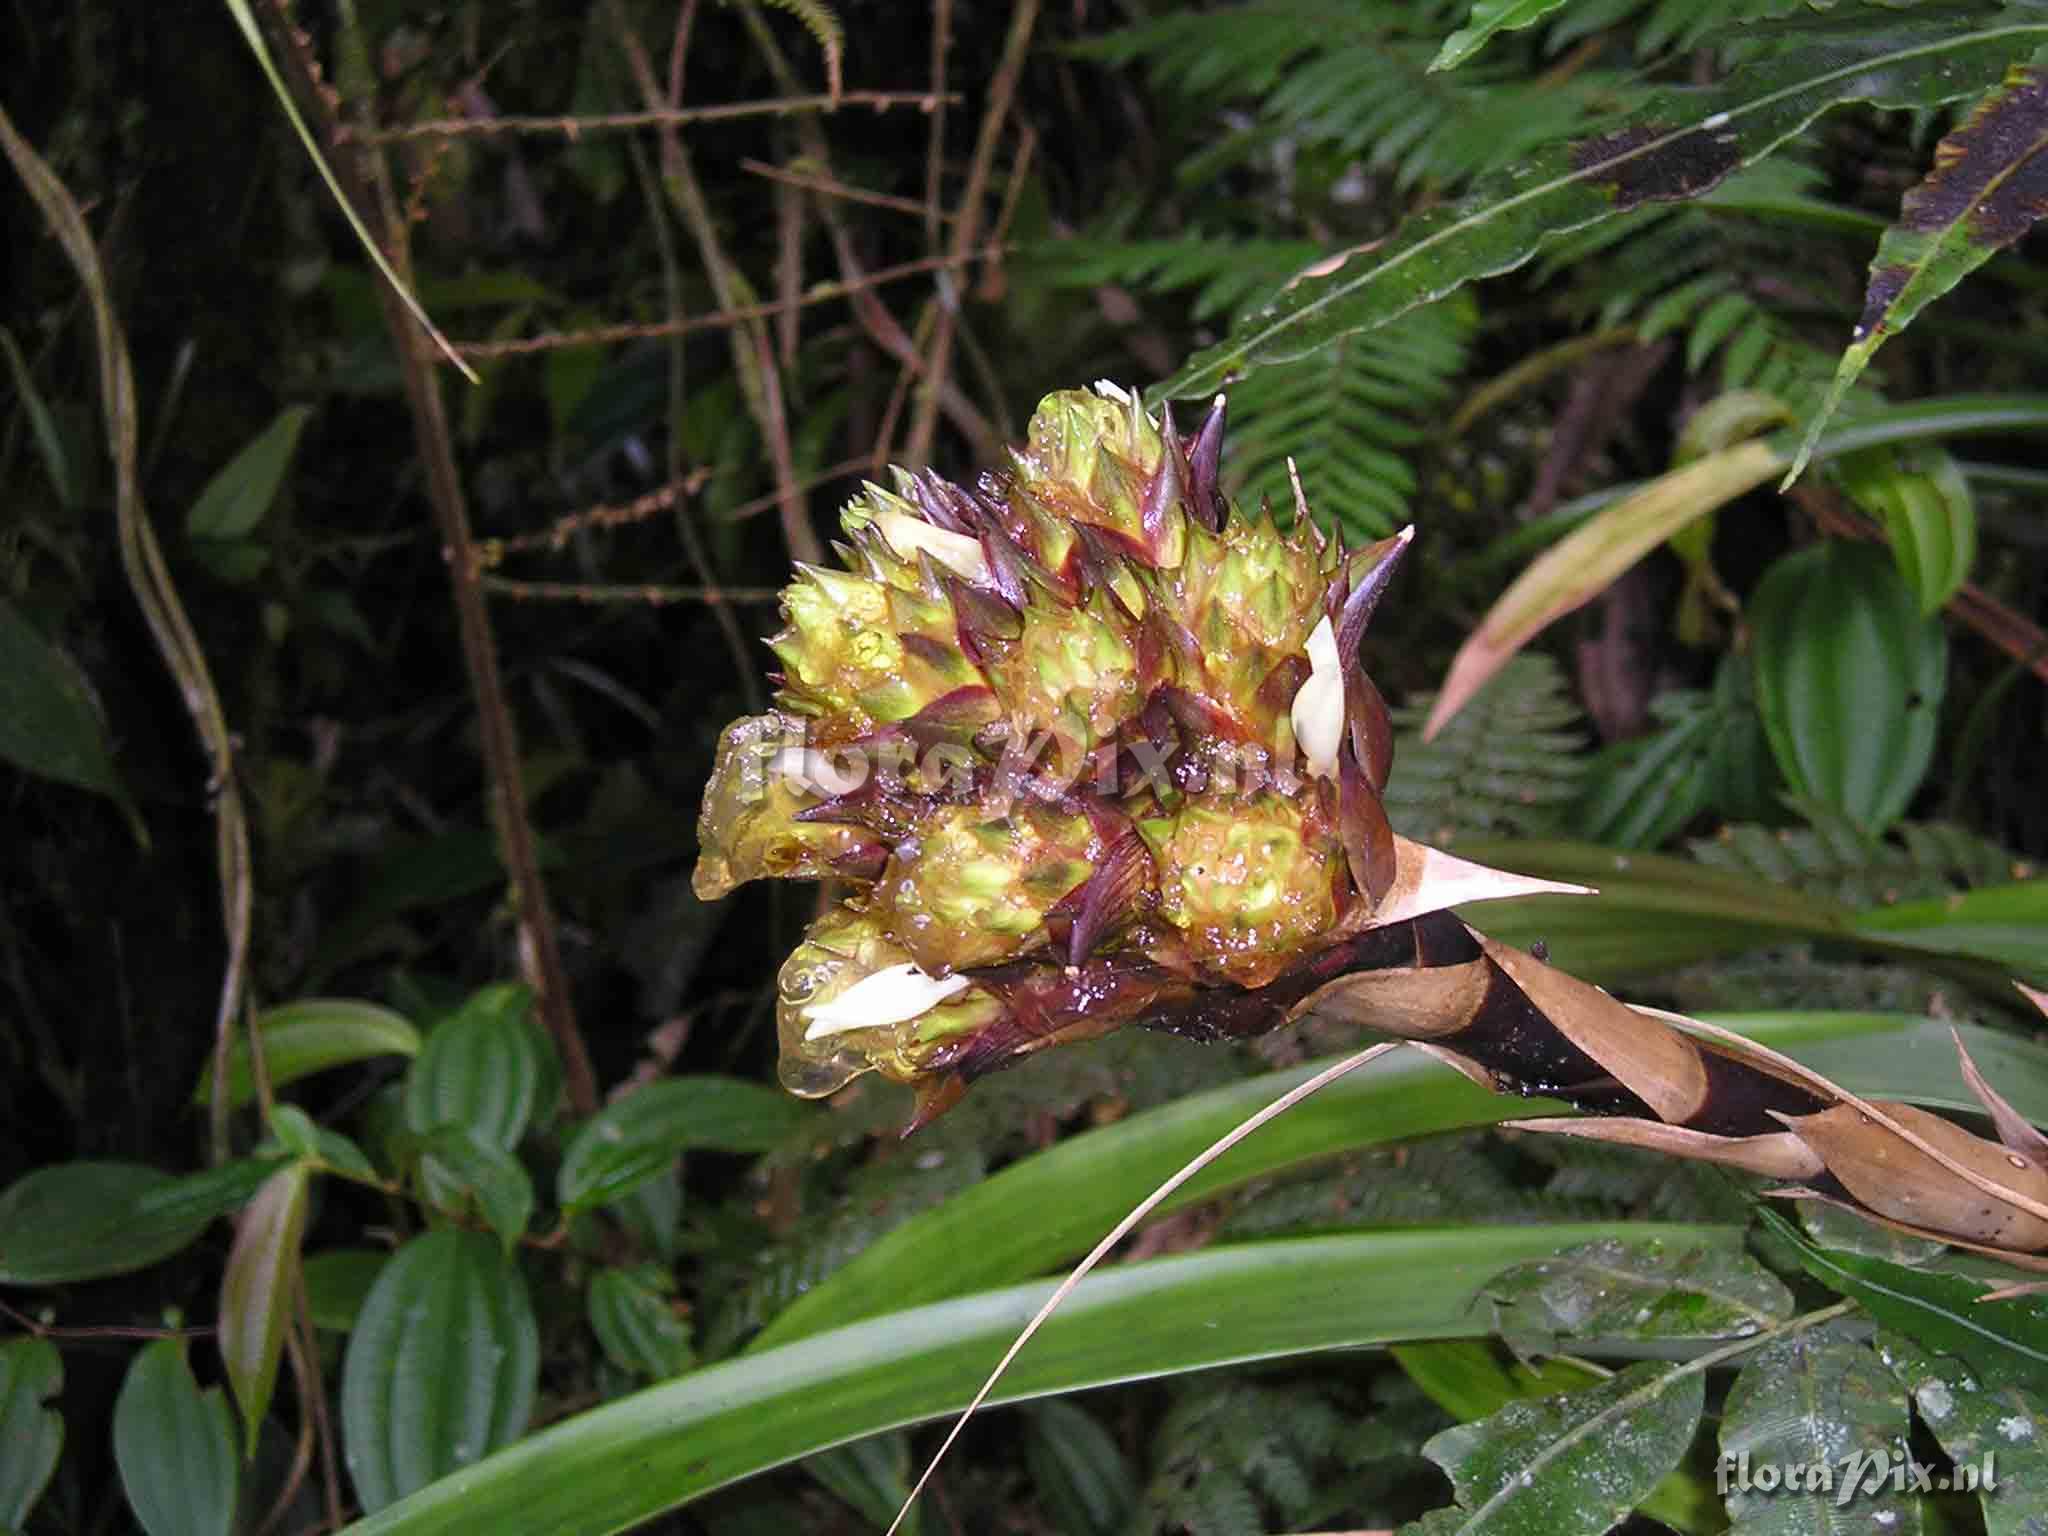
332, 1221, 1736, 1536
1158, 10, 2048, 401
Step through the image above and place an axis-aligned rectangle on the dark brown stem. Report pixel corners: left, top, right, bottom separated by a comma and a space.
260, 0, 599, 1116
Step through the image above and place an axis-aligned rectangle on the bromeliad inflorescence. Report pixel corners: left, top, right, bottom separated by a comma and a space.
693, 383, 1574, 1125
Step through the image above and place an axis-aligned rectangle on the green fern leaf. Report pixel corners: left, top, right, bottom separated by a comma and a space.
1228, 291, 1477, 538
1385, 652, 1590, 842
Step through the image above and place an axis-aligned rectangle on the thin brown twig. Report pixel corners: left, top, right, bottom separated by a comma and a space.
269, 1, 600, 1116
0, 1298, 212, 1342
345, 90, 956, 143
905, 0, 1038, 468
483, 576, 784, 604
741, 156, 949, 221
607, 0, 822, 566
473, 473, 708, 566
924, 0, 954, 252
737, 6, 1000, 462
624, 119, 765, 713
450, 246, 1007, 360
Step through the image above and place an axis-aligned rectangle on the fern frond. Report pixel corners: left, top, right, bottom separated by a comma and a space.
1687, 802, 2031, 907
1136, 1380, 1349, 1536
1384, 652, 1589, 842
1016, 234, 1320, 323
1227, 291, 1478, 539
1081, 0, 1627, 194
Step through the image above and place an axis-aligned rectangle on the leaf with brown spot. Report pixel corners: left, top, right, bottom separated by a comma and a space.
1786, 50, 2048, 486
1159, 14, 2048, 402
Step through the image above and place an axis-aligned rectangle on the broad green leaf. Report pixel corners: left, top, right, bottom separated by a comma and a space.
1420, 1359, 1705, 1535
1159, 13, 2048, 401
340, 1229, 538, 1514
1761, 1210, 2048, 1393
586, 1267, 694, 1380
1430, 0, 1571, 72
403, 984, 550, 1150
1801, 1203, 1947, 1269
193, 997, 421, 1110
330, 1223, 1729, 1536
0, 324, 76, 507
113, 1340, 238, 1536
0, 1337, 62, 1531
1483, 1238, 1793, 1351
219, 1161, 310, 1456
1391, 1339, 1602, 1422
185, 404, 312, 540
1717, 1319, 1917, 1536
557, 1076, 813, 1213
1025, 1399, 1137, 1536
1788, 54, 2048, 485
1880, 1331, 2048, 1536
1849, 878, 2048, 985
0, 1158, 278, 1286
1749, 542, 1946, 835
0, 595, 137, 827
416, 1126, 534, 1254
1834, 446, 1977, 614
1457, 838, 2046, 992
303, 1249, 389, 1332
755, 1013, 1908, 1350
265, 1104, 325, 1162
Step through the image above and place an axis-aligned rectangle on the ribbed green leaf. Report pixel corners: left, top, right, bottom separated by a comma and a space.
1788, 51, 2048, 484
1025, 1399, 1137, 1536
194, 998, 420, 1110
185, 403, 311, 539
219, 1161, 310, 1455
1430, 0, 1571, 72
0, 1337, 62, 1532
333, 1223, 1733, 1536
1834, 446, 1977, 615
340, 1229, 538, 1514
403, 985, 550, 1150
1880, 1331, 2048, 1536
417, 1127, 534, 1254
586, 1267, 694, 1380
0, 1158, 279, 1286
557, 1076, 813, 1213
804, 1433, 917, 1535
1718, 1318, 1917, 1536
1160, 12, 2048, 401
1419, 1359, 1705, 1535
1749, 542, 1947, 835
113, 1341, 238, 1536
0, 595, 136, 828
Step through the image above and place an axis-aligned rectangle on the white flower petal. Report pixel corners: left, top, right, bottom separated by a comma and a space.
1291, 615, 1345, 779
1091, 379, 1132, 404
802, 963, 971, 1040
873, 509, 990, 584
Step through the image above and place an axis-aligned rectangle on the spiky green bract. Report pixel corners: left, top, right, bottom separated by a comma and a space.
694, 386, 1406, 1118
